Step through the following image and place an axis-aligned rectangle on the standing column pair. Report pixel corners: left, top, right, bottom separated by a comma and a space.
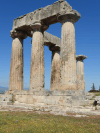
30, 21, 49, 91
9, 30, 27, 91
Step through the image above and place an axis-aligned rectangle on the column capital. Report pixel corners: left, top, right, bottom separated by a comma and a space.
10, 30, 27, 39
76, 55, 87, 61
57, 10, 81, 23
31, 21, 49, 32
49, 45, 60, 51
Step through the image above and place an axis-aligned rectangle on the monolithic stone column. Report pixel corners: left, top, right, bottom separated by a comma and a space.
57, 11, 81, 90
9, 30, 27, 91
30, 21, 49, 91
50, 50, 60, 90
76, 55, 87, 91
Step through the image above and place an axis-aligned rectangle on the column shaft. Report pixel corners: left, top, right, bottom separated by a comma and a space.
77, 60, 85, 90
9, 38, 23, 91
60, 20, 76, 90
30, 30, 44, 91
50, 50, 60, 90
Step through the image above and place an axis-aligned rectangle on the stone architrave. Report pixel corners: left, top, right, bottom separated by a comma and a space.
50, 50, 60, 90
30, 21, 49, 91
76, 55, 87, 91
9, 30, 27, 91
12, 0, 73, 30
57, 11, 81, 90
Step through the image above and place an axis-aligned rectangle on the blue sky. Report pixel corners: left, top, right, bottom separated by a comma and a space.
0, 0, 100, 92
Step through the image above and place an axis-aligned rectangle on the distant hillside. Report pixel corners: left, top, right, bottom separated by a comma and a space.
0, 87, 8, 94
0, 86, 29, 94
0, 90, 5, 94
0, 86, 50, 93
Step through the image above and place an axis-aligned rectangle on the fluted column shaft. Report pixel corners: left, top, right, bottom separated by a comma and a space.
76, 55, 87, 91
77, 60, 85, 90
60, 19, 76, 90
9, 30, 27, 91
30, 22, 49, 91
30, 30, 44, 91
50, 50, 60, 90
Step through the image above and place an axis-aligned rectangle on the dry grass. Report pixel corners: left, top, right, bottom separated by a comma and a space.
0, 111, 100, 133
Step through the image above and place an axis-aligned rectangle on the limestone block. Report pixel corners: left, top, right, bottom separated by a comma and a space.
0, 94, 12, 101
44, 32, 60, 48
0, 101, 12, 105
28, 31, 61, 50
12, 0, 80, 31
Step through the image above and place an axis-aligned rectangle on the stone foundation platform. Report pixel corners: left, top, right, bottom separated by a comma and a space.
5, 90, 88, 107
1, 91, 100, 116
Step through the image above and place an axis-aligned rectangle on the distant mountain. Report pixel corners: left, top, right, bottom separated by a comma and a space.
0, 86, 8, 89
0, 86, 29, 93
0, 87, 8, 94
0, 90, 5, 94
0, 86, 50, 93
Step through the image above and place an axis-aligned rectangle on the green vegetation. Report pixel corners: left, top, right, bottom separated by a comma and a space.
89, 92, 100, 98
95, 92, 100, 96
0, 111, 100, 133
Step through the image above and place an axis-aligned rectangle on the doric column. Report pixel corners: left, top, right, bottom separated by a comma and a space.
50, 50, 60, 90
76, 55, 87, 91
9, 30, 27, 91
30, 21, 49, 91
57, 11, 81, 90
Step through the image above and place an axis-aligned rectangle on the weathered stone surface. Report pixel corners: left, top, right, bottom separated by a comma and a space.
10, 30, 27, 39
30, 22, 48, 91
1, 104, 100, 116
7, 87, 88, 110
9, 31, 27, 91
76, 55, 87, 90
59, 19, 77, 90
0, 101, 12, 105
44, 32, 60, 51
12, 0, 80, 31
11, 89, 88, 108
10, 90, 84, 98
29, 31, 61, 51
0, 94, 12, 101
50, 50, 60, 90
0, 94, 12, 105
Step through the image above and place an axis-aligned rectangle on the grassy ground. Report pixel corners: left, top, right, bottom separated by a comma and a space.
0, 111, 100, 133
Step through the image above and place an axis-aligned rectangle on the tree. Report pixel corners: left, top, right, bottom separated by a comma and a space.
92, 83, 95, 91
99, 86, 100, 92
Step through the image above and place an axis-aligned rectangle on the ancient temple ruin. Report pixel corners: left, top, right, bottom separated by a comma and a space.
9, 0, 82, 92
2, 0, 90, 114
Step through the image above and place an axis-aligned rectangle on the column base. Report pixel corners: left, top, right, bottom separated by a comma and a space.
59, 84, 76, 90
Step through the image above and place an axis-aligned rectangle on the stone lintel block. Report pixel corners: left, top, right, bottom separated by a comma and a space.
12, 0, 80, 31
27, 31, 61, 51
44, 32, 60, 47
76, 55, 87, 61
